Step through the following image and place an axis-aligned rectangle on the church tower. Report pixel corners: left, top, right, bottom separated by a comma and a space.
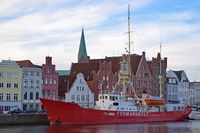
78, 28, 89, 63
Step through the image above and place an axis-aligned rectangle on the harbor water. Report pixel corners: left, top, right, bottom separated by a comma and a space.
0, 120, 200, 133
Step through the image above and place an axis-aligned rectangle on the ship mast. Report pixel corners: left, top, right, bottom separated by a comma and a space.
118, 4, 133, 99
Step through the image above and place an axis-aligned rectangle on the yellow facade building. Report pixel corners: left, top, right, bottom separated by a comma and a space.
0, 60, 22, 112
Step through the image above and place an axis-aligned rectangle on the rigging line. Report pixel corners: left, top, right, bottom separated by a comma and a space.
101, 17, 127, 57
132, 23, 143, 53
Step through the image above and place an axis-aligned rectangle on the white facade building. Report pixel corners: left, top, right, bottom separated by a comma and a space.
17, 60, 42, 111
166, 70, 190, 104
166, 76, 178, 101
22, 67, 42, 111
190, 82, 200, 105
65, 73, 94, 108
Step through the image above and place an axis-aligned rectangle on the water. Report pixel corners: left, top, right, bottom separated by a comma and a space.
0, 120, 200, 133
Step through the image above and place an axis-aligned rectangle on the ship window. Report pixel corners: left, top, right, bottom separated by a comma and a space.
113, 103, 119, 106
173, 107, 176, 111
110, 96, 114, 101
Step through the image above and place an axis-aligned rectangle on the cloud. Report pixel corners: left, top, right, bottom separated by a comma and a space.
0, 0, 199, 81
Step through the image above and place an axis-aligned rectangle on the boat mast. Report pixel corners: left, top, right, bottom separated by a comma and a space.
118, 4, 132, 99
128, 4, 131, 77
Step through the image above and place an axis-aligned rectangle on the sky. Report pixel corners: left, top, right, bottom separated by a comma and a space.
0, 0, 200, 81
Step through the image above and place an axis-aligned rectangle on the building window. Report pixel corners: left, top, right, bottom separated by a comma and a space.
36, 72, 39, 76
30, 104, 33, 109
50, 78, 52, 84
25, 71, 28, 76
14, 83, 18, 88
30, 71, 34, 76
86, 95, 89, 101
76, 95, 80, 101
45, 78, 48, 84
24, 79, 28, 88
0, 72, 3, 78
47, 90, 50, 97
30, 79, 34, 88
7, 83, 11, 88
0, 93, 3, 101
81, 95, 85, 101
24, 92, 27, 100
71, 95, 75, 102
77, 87, 79, 91
169, 94, 171, 100
14, 94, 18, 101
144, 81, 148, 86
0, 83, 3, 88
30, 92, 33, 100
138, 81, 142, 86
144, 73, 149, 78
36, 80, 39, 88
23, 104, 27, 111
49, 69, 52, 74
36, 92, 39, 100
7, 94, 11, 101
36, 104, 39, 110
42, 90, 45, 98
54, 79, 57, 85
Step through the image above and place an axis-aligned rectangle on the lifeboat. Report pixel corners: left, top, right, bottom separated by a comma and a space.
145, 99, 165, 105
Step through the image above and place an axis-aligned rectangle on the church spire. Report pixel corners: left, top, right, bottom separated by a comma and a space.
78, 28, 89, 63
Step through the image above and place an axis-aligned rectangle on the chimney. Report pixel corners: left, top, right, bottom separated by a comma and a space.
142, 51, 145, 57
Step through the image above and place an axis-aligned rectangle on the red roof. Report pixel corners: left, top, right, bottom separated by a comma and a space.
17, 60, 41, 68
70, 62, 99, 81
58, 74, 76, 97
130, 55, 142, 75
90, 54, 142, 75
17, 60, 35, 68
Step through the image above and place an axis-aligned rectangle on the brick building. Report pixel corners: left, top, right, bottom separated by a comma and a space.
42, 56, 58, 100
58, 29, 168, 100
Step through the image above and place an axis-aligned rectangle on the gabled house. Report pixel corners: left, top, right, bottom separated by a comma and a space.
167, 70, 190, 104
65, 73, 94, 108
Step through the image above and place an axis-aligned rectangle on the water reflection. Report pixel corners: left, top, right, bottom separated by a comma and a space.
0, 120, 199, 133
48, 120, 200, 133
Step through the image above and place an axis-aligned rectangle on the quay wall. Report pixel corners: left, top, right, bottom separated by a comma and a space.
0, 114, 49, 125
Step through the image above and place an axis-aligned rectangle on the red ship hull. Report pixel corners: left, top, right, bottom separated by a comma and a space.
40, 98, 192, 125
